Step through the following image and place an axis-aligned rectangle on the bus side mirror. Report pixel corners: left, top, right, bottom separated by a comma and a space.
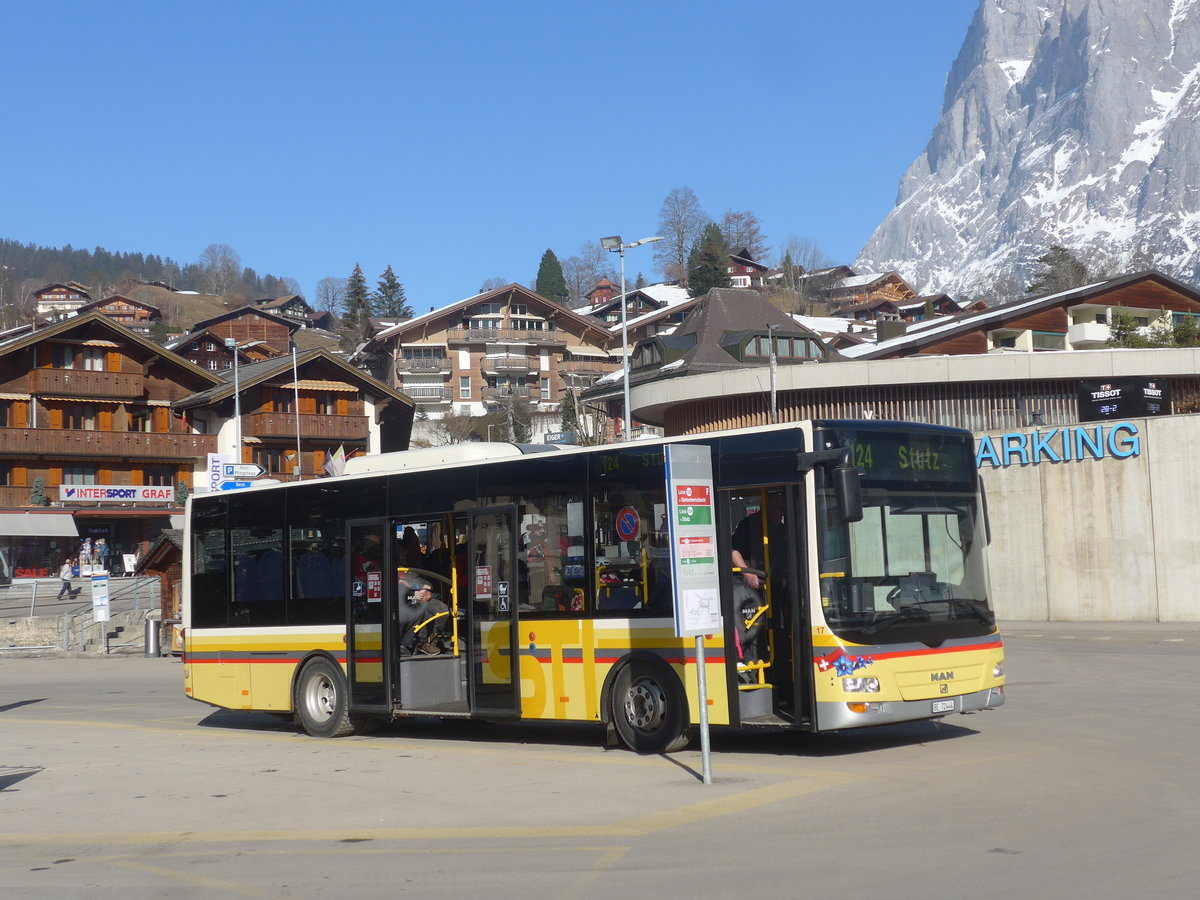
832, 453, 862, 523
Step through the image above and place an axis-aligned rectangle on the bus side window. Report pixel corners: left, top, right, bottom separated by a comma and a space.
228, 491, 286, 627
288, 489, 345, 626
190, 497, 229, 627
592, 491, 670, 616
481, 457, 588, 618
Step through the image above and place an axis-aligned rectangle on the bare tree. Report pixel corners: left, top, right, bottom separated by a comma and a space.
562, 240, 614, 304
478, 276, 508, 294
315, 276, 346, 314
655, 186, 708, 286
198, 244, 242, 297
720, 210, 769, 261
774, 235, 835, 314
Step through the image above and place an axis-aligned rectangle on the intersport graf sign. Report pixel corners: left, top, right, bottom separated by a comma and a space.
59, 485, 175, 503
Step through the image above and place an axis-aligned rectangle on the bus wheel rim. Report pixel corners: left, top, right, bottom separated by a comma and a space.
306, 674, 335, 721
623, 678, 666, 732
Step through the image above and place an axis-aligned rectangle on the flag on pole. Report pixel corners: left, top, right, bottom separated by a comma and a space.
325, 444, 347, 477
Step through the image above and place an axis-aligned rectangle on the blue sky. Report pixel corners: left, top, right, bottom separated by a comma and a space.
1, 1, 977, 309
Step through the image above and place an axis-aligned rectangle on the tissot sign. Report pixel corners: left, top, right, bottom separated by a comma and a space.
59, 485, 175, 503
1077, 377, 1170, 421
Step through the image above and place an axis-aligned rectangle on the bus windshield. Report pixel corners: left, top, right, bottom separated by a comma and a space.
818, 486, 995, 646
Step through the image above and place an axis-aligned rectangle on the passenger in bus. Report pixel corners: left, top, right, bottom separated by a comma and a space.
731, 494, 786, 681
400, 526, 424, 568
397, 578, 450, 656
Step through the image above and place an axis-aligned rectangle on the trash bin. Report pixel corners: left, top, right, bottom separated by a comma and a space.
144, 618, 161, 657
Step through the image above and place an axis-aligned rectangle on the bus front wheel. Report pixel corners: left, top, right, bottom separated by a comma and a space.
610, 659, 691, 754
295, 656, 357, 738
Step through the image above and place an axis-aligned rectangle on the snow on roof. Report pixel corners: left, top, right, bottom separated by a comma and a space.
840, 278, 1111, 358
792, 314, 856, 333
837, 273, 890, 288
636, 284, 690, 305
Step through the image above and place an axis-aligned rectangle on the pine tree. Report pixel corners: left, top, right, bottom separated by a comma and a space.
560, 385, 579, 438
341, 263, 372, 336
1026, 245, 1090, 295
372, 264, 412, 318
687, 223, 731, 298
535, 249, 569, 303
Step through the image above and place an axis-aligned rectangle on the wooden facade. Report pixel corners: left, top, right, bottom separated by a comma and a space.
188, 307, 298, 353
78, 295, 161, 333
0, 312, 220, 504
369, 284, 617, 430
871, 271, 1200, 359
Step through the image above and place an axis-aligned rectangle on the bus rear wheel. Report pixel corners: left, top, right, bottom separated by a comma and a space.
611, 660, 690, 754
295, 657, 357, 738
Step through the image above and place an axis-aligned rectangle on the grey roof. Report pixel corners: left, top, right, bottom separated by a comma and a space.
172, 348, 412, 410
585, 289, 836, 400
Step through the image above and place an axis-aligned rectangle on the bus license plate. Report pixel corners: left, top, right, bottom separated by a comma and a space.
931, 699, 955, 714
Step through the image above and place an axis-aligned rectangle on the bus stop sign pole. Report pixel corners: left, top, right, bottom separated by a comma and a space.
664, 444, 722, 785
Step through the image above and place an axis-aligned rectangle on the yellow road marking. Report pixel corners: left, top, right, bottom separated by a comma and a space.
0, 771, 864, 849
105, 860, 288, 899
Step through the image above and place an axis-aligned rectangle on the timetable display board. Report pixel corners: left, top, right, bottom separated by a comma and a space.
664, 444, 722, 638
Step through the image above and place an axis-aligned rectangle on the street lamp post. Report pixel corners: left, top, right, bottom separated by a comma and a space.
224, 338, 244, 459
600, 235, 662, 441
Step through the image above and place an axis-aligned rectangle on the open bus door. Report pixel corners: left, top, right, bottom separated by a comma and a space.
464, 506, 521, 717
721, 485, 811, 728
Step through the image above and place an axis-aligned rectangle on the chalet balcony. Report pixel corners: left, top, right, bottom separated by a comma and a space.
446, 327, 566, 346
481, 356, 536, 375
0, 428, 216, 460
29, 368, 144, 400
558, 360, 614, 377
246, 411, 369, 441
401, 386, 453, 403
481, 386, 531, 402
0, 485, 36, 507
395, 357, 451, 374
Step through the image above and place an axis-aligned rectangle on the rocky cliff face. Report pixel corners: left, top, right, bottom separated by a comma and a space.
856, 0, 1200, 298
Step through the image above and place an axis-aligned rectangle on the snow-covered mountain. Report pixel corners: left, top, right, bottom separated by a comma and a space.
856, 0, 1200, 298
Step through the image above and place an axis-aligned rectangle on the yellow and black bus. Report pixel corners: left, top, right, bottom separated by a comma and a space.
182, 420, 1005, 753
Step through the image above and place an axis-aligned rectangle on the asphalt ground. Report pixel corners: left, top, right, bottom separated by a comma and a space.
1, 621, 1198, 899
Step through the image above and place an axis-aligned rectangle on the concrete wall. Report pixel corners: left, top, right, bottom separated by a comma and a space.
980, 413, 1200, 622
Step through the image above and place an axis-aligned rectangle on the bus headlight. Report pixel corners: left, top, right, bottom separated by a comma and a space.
842, 676, 880, 693
993, 661, 1005, 678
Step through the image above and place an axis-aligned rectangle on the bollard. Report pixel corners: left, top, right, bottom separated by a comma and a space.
143, 618, 161, 657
